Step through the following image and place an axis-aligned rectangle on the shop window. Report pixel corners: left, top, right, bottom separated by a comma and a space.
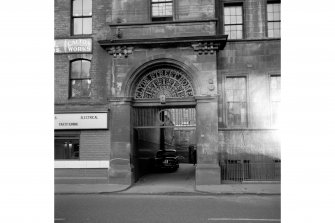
270, 75, 281, 127
225, 77, 247, 127
70, 59, 92, 98
72, 0, 92, 35
54, 137, 80, 160
267, 1, 281, 38
223, 4, 243, 39
151, 0, 173, 22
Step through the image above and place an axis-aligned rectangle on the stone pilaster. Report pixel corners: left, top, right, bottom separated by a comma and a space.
108, 97, 133, 185
195, 95, 221, 185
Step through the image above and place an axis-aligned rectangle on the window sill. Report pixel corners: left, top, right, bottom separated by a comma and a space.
226, 37, 280, 42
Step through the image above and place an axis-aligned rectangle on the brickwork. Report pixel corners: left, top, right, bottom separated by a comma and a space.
54, 0, 71, 38
80, 130, 111, 160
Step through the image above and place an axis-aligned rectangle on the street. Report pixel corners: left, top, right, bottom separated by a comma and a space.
55, 194, 280, 223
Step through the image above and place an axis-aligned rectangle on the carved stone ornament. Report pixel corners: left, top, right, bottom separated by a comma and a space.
107, 46, 133, 58
192, 42, 220, 55
134, 68, 194, 99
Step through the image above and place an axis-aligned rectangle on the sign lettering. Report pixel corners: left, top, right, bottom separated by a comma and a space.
54, 38, 92, 54
54, 113, 108, 129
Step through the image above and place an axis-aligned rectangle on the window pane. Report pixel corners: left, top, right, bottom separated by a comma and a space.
273, 12, 280, 20
230, 31, 237, 39
71, 61, 81, 78
267, 4, 273, 13
81, 79, 91, 97
71, 80, 81, 97
82, 18, 92, 34
268, 12, 273, 21
231, 16, 236, 24
81, 60, 91, 78
73, 0, 83, 16
224, 15, 230, 24
236, 7, 242, 16
236, 30, 243, 39
55, 139, 79, 160
224, 7, 230, 15
237, 15, 242, 24
73, 18, 83, 35
83, 0, 92, 16
227, 102, 247, 127
226, 89, 234, 101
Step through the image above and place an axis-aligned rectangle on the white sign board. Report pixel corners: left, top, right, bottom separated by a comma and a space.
54, 38, 92, 53
54, 113, 108, 130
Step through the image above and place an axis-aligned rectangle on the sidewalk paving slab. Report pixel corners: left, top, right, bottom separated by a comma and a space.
196, 183, 281, 195
55, 184, 130, 194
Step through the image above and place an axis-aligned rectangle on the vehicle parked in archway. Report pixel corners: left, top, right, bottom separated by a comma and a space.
154, 149, 179, 171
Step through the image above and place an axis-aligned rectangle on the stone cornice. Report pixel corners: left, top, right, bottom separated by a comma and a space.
98, 35, 228, 57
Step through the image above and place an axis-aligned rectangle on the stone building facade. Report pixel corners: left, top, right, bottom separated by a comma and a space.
54, 0, 280, 185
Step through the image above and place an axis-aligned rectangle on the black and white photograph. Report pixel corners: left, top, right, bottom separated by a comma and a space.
1, 0, 335, 222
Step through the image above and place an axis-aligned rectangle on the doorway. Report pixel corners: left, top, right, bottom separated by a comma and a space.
132, 106, 197, 184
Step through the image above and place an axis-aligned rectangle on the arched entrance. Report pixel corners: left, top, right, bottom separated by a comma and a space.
130, 64, 198, 183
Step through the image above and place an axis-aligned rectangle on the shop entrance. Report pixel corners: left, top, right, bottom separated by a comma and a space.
132, 106, 197, 183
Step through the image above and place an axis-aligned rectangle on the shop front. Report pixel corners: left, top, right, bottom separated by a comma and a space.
54, 112, 111, 184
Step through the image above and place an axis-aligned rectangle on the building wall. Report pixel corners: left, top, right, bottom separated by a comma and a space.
54, 0, 281, 183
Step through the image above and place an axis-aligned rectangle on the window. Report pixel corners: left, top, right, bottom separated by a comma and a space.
72, 0, 92, 35
55, 137, 80, 160
267, 2, 281, 38
151, 0, 173, 21
225, 77, 247, 127
270, 75, 280, 127
70, 59, 92, 98
223, 4, 243, 39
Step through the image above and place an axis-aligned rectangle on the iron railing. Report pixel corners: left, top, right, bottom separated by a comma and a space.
221, 160, 281, 182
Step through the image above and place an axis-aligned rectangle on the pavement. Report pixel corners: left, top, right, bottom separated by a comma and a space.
55, 164, 280, 195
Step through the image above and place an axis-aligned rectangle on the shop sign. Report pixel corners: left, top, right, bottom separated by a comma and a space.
54, 38, 92, 53
54, 113, 108, 129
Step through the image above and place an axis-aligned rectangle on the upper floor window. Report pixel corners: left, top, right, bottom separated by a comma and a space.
72, 0, 92, 35
223, 4, 243, 40
267, 2, 281, 38
225, 76, 247, 127
151, 0, 173, 22
70, 59, 91, 98
270, 75, 281, 127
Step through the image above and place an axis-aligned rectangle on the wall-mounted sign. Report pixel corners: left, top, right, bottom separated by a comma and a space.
54, 38, 92, 54
54, 113, 108, 130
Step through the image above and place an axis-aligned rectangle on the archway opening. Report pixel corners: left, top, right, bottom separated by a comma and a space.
130, 65, 198, 190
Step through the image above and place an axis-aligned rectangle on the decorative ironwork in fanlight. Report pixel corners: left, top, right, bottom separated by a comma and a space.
134, 68, 194, 99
